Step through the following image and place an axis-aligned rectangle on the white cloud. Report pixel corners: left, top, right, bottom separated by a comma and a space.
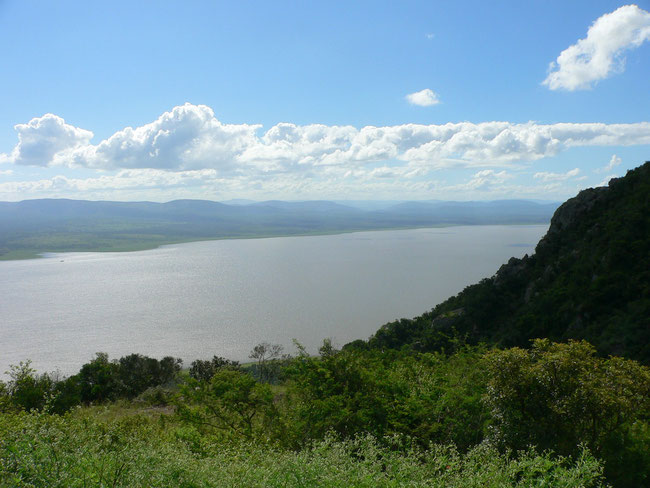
597, 174, 619, 187
543, 5, 650, 91
73, 103, 261, 172
402, 122, 650, 167
425, 33, 435, 40
9, 114, 93, 166
601, 154, 622, 172
0, 168, 219, 196
435, 169, 595, 200
421, 170, 513, 195
406, 89, 440, 107
2, 104, 650, 181
533, 168, 581, 182
464, 169, 513, 190
0, 165, 604, 202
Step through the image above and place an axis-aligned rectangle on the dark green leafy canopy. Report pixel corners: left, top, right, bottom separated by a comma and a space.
361, 162, 650, 363
484, 339, 650, 487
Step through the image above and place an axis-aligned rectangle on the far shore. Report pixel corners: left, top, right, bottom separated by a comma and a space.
0, 222, 548, 262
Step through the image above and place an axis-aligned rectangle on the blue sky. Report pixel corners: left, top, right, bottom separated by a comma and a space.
0, 0, 649, 202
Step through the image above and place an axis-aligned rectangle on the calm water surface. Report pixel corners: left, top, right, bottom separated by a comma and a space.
0, 225, 547, 375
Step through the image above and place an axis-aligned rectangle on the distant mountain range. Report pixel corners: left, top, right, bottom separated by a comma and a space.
356, 162, 650, 364
0, 198, 558, 260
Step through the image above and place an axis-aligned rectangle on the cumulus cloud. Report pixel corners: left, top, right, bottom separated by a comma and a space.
598, 154, 622, 173
406, 89, 440, 106
594, 156, 623, 184
543, 5, 650, 90
473, 169, 511, 183
73, 103, 261, 172
0, 168, 219, 195
533, 168, 581, 182
436, 169, 593, 199
0, 165, 605, 202
2, 104, 650, 178
9, 113, 93, 166
456, 169, 513, 191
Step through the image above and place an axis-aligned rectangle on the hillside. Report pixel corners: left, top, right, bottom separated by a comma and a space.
0, 198, 557, 259
1, 167, 649, 487
361, 162, 650, 364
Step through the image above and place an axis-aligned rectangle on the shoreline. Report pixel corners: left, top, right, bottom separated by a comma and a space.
0, 222, 548, 262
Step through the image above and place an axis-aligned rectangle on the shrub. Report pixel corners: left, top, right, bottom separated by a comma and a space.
176, 369, 279, 441
189, 356, 240, 382
484, 339, 650, 487
0, 412, 607, 487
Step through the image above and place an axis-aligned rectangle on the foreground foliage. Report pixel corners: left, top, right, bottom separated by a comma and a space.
0, 410, 606, 487
284, 346, 487, 451
484, 340, 650, 487
2, 340, 648, 486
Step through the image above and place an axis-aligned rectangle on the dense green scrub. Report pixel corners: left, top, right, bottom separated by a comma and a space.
0, 410, 606, 487
1, 341, 648, 487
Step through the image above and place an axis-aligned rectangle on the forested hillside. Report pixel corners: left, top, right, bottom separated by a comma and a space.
361, 162, 650, 364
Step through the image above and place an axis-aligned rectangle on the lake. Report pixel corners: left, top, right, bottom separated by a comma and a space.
0, 225, 548, 376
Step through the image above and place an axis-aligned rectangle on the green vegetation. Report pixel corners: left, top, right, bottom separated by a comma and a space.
0, 409, 607, 487
361, 162, 650, 364
1, 163, 648, 485
1, 341, 647, 486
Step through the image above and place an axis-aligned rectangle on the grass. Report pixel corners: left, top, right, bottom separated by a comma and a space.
0, 250, 44, 261
0, 224, 459, 261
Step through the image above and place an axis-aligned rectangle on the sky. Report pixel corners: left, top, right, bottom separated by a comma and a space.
0, 0, 649, 202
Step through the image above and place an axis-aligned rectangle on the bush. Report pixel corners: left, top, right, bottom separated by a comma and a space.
136, 386, 174, 407
284, 345, 488, 449
189, 356, 240, 382
0, 411, 607, 487
3, 361, 56, 412
484, 339, 650, 487
176, 369, 279, 441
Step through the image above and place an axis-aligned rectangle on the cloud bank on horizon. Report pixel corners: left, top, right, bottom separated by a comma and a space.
543, 4, 650, 91
4, 104, 650, 172
1, 102, 648, 201
0, 3, 649, 202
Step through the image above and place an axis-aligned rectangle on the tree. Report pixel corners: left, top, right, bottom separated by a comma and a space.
157, 356, 183, 384
116, 354, 182, 398
76, 353, 119, 403
189, 356, 239, 382
176, 369, 277, 440
285, 345, 488, 449
249, 342, 284, 383
4, 361, 54, 412
484, 339, 650, 487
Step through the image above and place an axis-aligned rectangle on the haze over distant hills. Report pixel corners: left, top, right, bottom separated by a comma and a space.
0, 198, 558, 260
